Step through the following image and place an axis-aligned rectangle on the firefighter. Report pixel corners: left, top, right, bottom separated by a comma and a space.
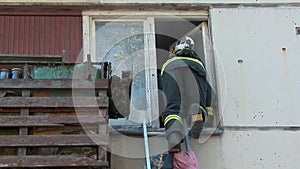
160, 36, 213, 152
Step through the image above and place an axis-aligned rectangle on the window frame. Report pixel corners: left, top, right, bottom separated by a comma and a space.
83, 12, 160, 127
82, 11, 222, 133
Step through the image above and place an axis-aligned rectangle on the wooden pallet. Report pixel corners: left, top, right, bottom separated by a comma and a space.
0, 63, 110, 168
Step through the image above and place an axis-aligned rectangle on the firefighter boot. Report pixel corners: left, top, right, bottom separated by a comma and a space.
204, 106, 214, 127
167, 131, 182, 152
165, 120, 184, 152
189, 105, 208, 139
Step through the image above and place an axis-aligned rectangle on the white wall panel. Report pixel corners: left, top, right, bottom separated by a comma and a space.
110, 130, 300, 169
193, 130, 300, 169
210, 7, 300, 127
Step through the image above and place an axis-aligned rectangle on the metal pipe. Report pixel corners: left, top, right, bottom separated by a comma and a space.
183, 119, 192, 151
142, 120, 151, 169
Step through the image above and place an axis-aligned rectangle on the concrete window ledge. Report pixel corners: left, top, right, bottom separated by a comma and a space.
109, 118, 223, 136
109, 125, 223, 136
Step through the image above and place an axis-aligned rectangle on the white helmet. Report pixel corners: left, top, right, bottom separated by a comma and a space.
173, 36, 195, 54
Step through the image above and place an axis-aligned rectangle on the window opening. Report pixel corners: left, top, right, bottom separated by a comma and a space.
85, 14, 221, 134
154, 18, 221, 132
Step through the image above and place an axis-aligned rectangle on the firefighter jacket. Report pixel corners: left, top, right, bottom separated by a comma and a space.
159, 53, 212, 128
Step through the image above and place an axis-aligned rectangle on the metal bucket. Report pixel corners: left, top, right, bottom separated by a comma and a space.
11, 68, 23, 79
0, 68, 10, 79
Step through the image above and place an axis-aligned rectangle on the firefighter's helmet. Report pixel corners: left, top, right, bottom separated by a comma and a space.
173, 36, 195, 54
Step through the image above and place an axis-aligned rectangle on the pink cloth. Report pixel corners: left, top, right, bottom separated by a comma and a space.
173, 150, 200, 169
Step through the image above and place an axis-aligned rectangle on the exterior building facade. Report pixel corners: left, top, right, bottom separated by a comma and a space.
1, 0, 300, 168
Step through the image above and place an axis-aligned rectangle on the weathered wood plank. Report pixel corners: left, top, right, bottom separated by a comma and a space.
18, 89, 30, 156
0, 155, 108, 167
0, 79, 109, 89
0, 54, 62, 62
0, 116, 107, 127
0, 97, 108, 108
0, 135, 108, 147
0, 107, 104, 113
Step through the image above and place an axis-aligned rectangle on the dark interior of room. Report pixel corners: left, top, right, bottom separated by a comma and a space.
154, 19, 202, 68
